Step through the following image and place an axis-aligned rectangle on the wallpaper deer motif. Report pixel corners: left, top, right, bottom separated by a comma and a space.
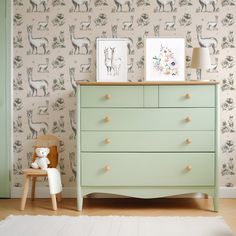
13, 0, 236, 190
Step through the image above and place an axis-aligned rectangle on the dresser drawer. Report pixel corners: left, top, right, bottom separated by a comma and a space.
159, 85, 215, 107
81, 153, 215, 186
81, 131, 215, 152
81, 108, 215, 131
80, 86, 143, 107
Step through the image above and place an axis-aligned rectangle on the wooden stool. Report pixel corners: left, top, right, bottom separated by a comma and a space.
20, 169, 62, 211
20, 134, 61, 211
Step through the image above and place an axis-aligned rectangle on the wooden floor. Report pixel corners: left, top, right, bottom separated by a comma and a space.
0, 198, 236, 233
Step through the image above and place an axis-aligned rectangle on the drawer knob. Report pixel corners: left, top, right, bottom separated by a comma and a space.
104, 165, 111, 172
185, 93, 192, 99
104, 116, 112, 123
185, 116, 192, 123
186, 138, 192, 144
105, 94, 112, 100
186, 165, 192, 172
105, 138, 112, 144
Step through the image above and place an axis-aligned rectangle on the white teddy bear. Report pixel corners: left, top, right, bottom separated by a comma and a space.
31, 147, 50, 170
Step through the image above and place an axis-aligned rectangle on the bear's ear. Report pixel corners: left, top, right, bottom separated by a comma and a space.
45, 147, 50, 155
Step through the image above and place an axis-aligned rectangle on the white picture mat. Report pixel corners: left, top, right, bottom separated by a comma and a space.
96, 38, 128, 82
145, 37, 185, 81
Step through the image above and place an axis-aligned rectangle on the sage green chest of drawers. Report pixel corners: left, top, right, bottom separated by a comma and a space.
77, 81, 219, 211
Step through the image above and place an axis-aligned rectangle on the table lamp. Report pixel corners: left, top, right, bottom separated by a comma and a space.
191, 47, 211, 80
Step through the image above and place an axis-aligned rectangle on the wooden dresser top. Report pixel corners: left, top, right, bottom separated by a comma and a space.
77, 81, 219, 86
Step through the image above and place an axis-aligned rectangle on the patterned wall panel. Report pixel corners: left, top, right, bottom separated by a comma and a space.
13, 0, 236, 189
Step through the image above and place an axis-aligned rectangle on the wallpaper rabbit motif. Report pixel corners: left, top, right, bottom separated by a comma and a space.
13, 0, 236, 189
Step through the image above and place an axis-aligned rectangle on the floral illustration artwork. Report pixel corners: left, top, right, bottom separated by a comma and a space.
152, 45, 178, 76
145, 38, 185, 81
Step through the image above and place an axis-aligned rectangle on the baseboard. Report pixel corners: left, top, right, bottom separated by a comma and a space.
219, 187, 236, 198
12, 186, 236, 199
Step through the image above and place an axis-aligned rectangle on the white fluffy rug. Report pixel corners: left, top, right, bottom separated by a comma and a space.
0, 215, 234, 236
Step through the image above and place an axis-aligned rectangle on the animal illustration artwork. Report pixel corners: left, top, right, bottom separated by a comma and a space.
37, 100, 49, 115
29, 0, 48, 12
207, 15, 218, 30
156, 0, 175, 12
80, 16, 91, 30
27, 110, 48, 139
110, 47, 122, 76
69, 110, 77, 138
71, 0, 90, 12
111, 25, 118, 38
69, 25, 90, 54
165, 16, 176, 30
196, 25, 218, 54
80, 58, 91, 73
69, 152, 76, 181
27, 67, 48, 96
199, 0, 218, 12
114, 0, 133, 12
122, 16, 134, 30
38, 58, 49, 73
38, 16, 49, 30
69, 67, 77, 96
104, 47, 122, 76
153, 25, 160, 36
27, 25, 48, 54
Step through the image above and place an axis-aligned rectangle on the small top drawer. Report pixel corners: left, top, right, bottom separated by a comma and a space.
159, 85, 215, 107
80, 86, 143, 107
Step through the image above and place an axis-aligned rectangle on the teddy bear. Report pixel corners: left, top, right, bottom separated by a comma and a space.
31, 147, 50, 170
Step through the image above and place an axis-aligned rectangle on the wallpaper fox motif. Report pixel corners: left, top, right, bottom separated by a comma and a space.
13, 0, 236, 189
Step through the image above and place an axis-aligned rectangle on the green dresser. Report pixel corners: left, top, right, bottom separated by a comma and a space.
77, 81, 219, 211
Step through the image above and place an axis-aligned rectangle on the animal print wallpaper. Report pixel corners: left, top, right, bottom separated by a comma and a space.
13, 0, 236, 192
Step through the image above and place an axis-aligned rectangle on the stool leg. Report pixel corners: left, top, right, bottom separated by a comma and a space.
31, 177, 36, 201
20, 175, 30, 210
57, 192, 62, 202
51, 194, 57, 211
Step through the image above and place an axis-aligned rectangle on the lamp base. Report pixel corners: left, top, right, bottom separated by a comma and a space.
196, 69, 201, 80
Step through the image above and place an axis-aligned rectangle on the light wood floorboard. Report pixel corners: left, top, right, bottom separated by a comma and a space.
0, 198, 235, 233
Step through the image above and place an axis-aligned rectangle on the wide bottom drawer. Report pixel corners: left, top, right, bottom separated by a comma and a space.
81, 153, 215, 187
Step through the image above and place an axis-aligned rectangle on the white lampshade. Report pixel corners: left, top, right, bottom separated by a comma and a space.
191, 47, 211, 70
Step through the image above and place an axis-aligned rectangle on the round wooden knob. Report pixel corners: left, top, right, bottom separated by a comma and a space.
105, 94, 112, 100
104, 116, 112, 123
185, 116, 192, 123
186, 138, 192, 144
185, 93, 192, 99
104, 165, 111, 172
105, 138, 111, 144
186, 165, 192, 171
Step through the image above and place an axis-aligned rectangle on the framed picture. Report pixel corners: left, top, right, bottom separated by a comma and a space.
96, 38, 128, 82
145, 37, 185, 81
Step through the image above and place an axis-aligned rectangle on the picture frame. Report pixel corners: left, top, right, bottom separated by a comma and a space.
96, 38, 128, 82
145, 37, 185, 81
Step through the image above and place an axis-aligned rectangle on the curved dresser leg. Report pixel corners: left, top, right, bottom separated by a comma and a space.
77, 196, 83, 211
213, 197, 218, 212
